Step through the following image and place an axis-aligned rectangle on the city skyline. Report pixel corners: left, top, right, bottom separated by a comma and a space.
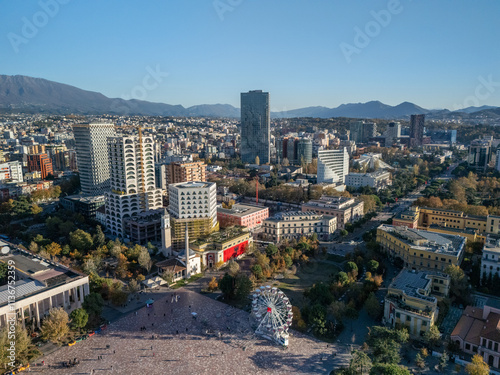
1, 1, 499, 111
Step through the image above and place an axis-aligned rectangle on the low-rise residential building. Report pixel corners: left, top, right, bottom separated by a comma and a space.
0, 244, 90, 329
263, 211, 337, 242
451, 299, 500, 368
376, 224, 466, 271
384, 269, 450, 336
217, 203, 269, 230
345, 170, 392, 191
190, 227, 252, 268
481, 236, 500, 281
301, 195, 364, 229
60, 194, 105, 219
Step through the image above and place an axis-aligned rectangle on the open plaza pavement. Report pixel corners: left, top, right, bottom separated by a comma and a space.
30, 289, 352, 375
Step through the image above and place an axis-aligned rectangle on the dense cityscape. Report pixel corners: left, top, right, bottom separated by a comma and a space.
1, 1, 500, 375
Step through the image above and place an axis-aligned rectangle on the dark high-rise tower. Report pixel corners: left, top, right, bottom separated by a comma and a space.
240, 90, 270, 164
410, 114, 425, 147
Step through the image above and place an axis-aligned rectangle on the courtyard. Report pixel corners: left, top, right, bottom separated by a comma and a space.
32, 288, 351, 374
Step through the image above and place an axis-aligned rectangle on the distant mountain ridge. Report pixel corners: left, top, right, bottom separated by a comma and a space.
0, 75, 498, 119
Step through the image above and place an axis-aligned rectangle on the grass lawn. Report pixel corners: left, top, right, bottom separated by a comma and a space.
326, 254, 346, 263
277, 260, 340, 309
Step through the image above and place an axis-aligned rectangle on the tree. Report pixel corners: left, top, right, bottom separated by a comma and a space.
45, 242, 62, 257
346, 261, 359, 279
349, 350, 372, 374
371, 338, 401, 365
445, 264, 470, 302
219, 273, 235, 299
110, 243, 122, 258
439, 350, 449, 371
30, 204, 43, 215
466, 354, 489, 375
0, 323, 31, 369
40, 307, 70, 343
69, 229, 94, 252
369, 364, 410, 375
251, 264, 263, 279
128, 279, 139, 293
28, 241, 39, 253
415, 353, 425, 369
367, 260, 379, 273
305, 282, 334, 306
70, 308, 89, 330
336, 271, 350, 286
365, 292, 382, 319
0, 263, 7, 284
207, 276, 218, 291
340, 229, 348, 237
266, 244, 279, 257
94, 225, 106, 248
227, 258, 240, 276
137, 247, 151, 272
82, 292, 104, 323
423, 325, 441, 347
235, 273, 253, 300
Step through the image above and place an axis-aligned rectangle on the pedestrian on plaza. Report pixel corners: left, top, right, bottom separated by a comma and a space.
151, 345, 153, 350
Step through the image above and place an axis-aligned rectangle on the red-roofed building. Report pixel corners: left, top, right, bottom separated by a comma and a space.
451, 303, 500, 368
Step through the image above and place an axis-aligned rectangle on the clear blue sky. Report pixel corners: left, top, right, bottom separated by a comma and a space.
1, 0, 499, 111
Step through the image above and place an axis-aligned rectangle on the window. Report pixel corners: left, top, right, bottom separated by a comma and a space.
406, 316, 411, 321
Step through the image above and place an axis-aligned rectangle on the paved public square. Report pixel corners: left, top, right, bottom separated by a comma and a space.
32, 289, 350, 374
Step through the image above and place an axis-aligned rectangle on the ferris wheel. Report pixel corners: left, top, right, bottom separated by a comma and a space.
251, 285, 293, 346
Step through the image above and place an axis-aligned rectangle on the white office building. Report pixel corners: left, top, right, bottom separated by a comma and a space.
345, 170, 392, 191
73, 123, 116, 195
105, 136, 163, 238
317, 148, 349, 184
168, 181, 218, 229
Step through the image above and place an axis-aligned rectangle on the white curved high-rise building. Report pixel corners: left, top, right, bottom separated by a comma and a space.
317, 148, 349, 184
105, 135, 163, 237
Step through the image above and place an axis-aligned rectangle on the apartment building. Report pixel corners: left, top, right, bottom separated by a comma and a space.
301, 195, 364, 229
217, 203, 269, 230
384, 269, 450, 336
263, 211, 337, 242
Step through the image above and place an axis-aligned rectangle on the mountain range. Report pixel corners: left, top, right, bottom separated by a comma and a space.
0, 75, 498, 120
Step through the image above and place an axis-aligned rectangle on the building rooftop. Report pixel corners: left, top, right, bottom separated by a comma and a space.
0, 246, 86, 308
378, 224, 466, 256
303, 195, 358, 210
171, 181, 214, 189
192, 226, 249, 246
390, 269, 448, 304
63, 194, 105, 203
267, 211, 321, 222
217, 204, 267, 217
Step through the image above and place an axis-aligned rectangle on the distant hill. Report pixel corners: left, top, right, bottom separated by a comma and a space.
0, 75, 498, 120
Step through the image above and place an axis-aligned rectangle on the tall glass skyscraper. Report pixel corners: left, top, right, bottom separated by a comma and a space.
73, 123, 116, 195
240, 90, 270, 164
